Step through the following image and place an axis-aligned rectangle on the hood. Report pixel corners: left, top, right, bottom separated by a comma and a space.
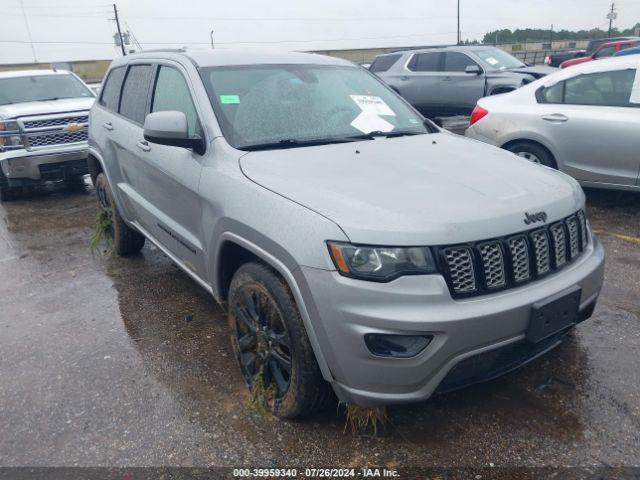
0, 97, 95, 120
239, 133, 584, 246
507, 65, 557, 78
561, 57, 592, 69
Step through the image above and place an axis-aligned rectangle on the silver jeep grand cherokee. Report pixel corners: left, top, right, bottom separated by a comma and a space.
88, 50, 604, 419
0, 69, 95, 201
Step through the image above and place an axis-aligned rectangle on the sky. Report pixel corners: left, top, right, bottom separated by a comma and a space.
2, 0, 640, 64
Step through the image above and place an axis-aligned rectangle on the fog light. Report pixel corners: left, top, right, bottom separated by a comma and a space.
364, 334, 432, 358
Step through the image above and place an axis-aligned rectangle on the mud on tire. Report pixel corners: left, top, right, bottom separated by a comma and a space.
95, 173, 145, 256
228, 262, 332, 419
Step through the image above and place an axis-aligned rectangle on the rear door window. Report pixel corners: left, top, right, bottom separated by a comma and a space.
151, 66, 200, 137
540, 69, 638, 107
443, 52, 479, 72
407, 53, 442, 72
369, 54, 402, 73
99, 66, 126, 111
119, 65, 154, 124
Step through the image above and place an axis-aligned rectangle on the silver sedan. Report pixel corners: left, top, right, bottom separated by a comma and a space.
466, 56, 640, 191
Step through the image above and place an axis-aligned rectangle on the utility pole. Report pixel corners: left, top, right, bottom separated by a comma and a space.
210, 30, 215, 49
457, 0, 461, 45
113, 4, 126, 56
549, 24, 553, 46
19, 0, 37, 63
607, 3, 617, 38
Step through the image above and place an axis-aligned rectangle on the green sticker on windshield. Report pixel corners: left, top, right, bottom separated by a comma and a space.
220, 94, 240, 104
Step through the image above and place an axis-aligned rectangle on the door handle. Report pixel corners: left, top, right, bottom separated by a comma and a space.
136, 140, 151, 152
541, 113, 568, 123
442, 76, 452, 81
102, 122, 114, 131
399, 76, 409, 81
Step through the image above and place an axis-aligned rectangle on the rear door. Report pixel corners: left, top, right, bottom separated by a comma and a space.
109, 63, 160, 237
536, 67, 640, 186
440, 52, 486, 114
392, 52, 443, 115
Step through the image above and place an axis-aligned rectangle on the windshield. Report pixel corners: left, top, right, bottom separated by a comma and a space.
474, 49, 526, 70
0, 74, 94, 106
200, 64, 430, 150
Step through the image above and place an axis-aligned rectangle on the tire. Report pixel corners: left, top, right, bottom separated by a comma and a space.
95, 172, 145, 256
228, 262, 332, 419
506, 142, 556, 169
0, 172, 19, 202
66, 174, 87, 191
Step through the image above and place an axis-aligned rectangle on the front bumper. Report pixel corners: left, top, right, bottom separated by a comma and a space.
0, 144, 89, 185
299, 236, 605, 406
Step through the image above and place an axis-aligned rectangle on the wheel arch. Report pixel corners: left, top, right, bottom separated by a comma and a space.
213, 231, 335, 383
501, 138, 559, 169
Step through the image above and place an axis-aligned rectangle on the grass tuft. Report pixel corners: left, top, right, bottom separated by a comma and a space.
90, 209, 113, 255
248, 369, 276, 417
344, 404, 389, 436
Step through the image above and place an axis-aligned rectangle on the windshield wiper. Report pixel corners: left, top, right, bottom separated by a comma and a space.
239, 136, 370, 151
357, 130, 425, 139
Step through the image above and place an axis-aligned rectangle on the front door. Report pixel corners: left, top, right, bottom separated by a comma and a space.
439, 52, 486, 114
137, 64, 206, 278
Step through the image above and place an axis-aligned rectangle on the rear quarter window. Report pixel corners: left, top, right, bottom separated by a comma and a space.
99, 66, 126, 111
369, 54, 402, 73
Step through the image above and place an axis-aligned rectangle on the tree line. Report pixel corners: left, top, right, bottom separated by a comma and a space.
481, 24, 640, 44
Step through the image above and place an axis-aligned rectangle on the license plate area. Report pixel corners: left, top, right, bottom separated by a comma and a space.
527, 286, 581, 344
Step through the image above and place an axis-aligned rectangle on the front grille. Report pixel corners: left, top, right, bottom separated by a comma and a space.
27, 130, 88, 148
23, 115, 89, 130
479, 242, 506, 289
442, 247, 476, 293
439, 210, 589, 298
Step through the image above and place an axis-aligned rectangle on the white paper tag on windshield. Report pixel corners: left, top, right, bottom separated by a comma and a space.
350, 95, 395, 116
631, 68, 640, 104
350, 112, 395, 134
485, 57, 499, 66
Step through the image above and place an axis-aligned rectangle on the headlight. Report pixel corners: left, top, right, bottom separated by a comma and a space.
328, 241, 437, 282
0, 120, 23, 151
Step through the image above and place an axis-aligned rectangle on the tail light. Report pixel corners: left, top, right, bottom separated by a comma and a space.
544, 56, 551, 65
469, 105, 489, 126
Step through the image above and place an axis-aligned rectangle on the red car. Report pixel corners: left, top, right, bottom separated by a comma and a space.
560, 39, 640, 68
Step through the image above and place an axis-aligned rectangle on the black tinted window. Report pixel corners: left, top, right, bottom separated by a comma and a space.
444, 52, 479, 72
370, 54, 402, 73
595, 46, 616, 59
408, 53, 441, 72
99, 66, 126, 111
119, 65, 154, 124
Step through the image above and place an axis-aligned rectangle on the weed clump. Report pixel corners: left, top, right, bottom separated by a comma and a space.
90, 209, 113, 255
344, 404, 389, 436
248, 370, 276, 417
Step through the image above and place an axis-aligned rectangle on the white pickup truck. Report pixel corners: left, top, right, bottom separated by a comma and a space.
0, 69, 95, 201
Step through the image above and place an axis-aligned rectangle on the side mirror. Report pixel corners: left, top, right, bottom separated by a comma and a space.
465, 65, 482, 75
143, 111, 205, 155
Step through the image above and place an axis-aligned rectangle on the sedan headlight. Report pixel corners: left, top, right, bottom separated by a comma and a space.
328, 241, 437, 282
0, 120, 23, 151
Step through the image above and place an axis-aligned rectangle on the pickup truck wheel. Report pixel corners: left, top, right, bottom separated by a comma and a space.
228, 262, 332, 419
0, 173, 19, 202
95, 173, 145, 256
506, 142, 556, 169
